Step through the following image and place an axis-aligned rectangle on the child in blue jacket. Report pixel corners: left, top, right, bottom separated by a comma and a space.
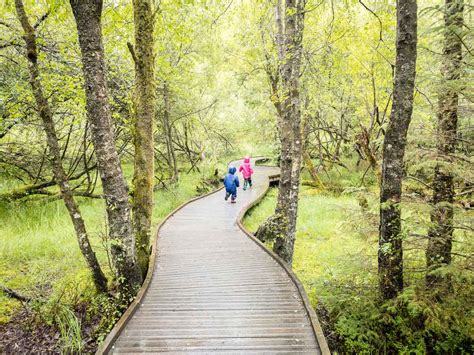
223, 166, 240, 203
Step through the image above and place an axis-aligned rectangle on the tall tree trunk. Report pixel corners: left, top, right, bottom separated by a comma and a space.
273, 0, 306, 265
69, 0, 142, 297
163, 81, 178, 182
378, 0, 417, 301
426, 0, 463, 287
130, 0, 156, 278
256, 0, 306, 267
15, 0, 107, 293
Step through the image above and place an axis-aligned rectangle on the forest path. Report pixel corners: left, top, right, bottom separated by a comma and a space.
99, 158, 328, 354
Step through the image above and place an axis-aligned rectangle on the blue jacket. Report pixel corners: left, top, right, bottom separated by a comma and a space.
223, 166, 239, 193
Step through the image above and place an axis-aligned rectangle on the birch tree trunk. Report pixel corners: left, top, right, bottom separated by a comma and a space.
130, 0, 156, 278
378, 0, 418, 300
15, 0, 107, 293
426, 0, 464, 287
69, 0, 142, 297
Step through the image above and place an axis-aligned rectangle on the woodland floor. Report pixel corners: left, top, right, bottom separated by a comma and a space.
0, 304, 99, 354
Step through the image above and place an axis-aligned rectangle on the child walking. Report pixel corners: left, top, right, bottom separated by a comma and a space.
239, 156, 254, 191
223, 166, 240, 203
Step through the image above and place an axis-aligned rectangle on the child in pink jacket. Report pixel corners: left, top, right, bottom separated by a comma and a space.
239, 156, 254, 191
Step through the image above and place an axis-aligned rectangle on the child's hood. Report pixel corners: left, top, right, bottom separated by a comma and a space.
244, 156, 250, 164
228, 166, 237, 174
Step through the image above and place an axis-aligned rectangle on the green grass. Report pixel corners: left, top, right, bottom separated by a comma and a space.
0, 196, 106, 323
244, 186, 377, 304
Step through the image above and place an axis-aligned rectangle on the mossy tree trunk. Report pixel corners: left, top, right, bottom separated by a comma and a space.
15, 0, 107, 293
378, 0, 418, 301
256, 0, 306, 267
426, 0, 464, 288
130, 0, 156, 278
69, 0, 142, 298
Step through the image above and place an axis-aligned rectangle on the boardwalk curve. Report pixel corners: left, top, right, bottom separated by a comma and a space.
98, 158, 329, 354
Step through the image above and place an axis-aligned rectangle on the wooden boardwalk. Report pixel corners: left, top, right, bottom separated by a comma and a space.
99, 159, 329, 354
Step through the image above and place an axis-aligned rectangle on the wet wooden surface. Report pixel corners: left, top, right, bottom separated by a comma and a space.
108, 159, 322, 354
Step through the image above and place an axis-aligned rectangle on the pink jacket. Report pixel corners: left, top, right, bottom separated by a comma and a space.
239, 158, 254, 179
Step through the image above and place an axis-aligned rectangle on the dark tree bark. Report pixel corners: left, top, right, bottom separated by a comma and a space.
15, 0, 107, 293
256, 0, 306, 267
130, 0, 156, 278
426, 0, 464, 287
69, 0, 142, 297
378, 0, 417, 300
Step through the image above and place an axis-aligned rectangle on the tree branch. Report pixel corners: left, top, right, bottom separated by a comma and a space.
359, 0, 383, 46
33, 11, 50, 29
127, 41, 137, 64
0, 283, 31, 302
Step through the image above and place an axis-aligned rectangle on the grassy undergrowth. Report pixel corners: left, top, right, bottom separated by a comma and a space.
243, 163, 473, 354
